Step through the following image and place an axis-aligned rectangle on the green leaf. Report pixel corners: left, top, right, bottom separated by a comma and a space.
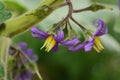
0, 1, 12, 24
4, 0, 28, 16
0, 1, 5, 10
0, 61, 4, 79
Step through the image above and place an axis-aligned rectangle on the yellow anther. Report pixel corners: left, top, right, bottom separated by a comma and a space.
41, 36, 53, 49
93, 46, 100, 53
41, 36, 56, 52
46, 39, 56, 52
93, 36, 104, 53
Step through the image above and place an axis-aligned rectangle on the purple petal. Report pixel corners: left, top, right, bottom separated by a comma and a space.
25, 49, 33, 56
69, 42, 87, 52
31, 27, 49, 40
84, 39, 94, 52
93, 19, 108, 36
19, 42, 27, 49
52, 43, 59, 52
61, 38, 80, 47
55, 30, 64, 42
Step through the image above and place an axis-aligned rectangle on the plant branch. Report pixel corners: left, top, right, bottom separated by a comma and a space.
0, 0, 64, 37
73, 3, 113, 13
70, 16, 87, 31
54, 0, 73, 30
54, 0, 87, 32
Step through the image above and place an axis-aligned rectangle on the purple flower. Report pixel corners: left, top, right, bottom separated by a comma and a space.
69, 19, 108, 53
19, 42, 38, 62
31, 27, 80, 52
11, 42, 38, 80
14, 71, 33, 80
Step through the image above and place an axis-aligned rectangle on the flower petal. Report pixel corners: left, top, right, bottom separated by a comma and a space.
31, 27, 49, 40
19, 42, 27, 49
61, 38, 80, 47
69, 42, 87, 52
55, 30, 64, 42
52, 43, 59, 52
26, 49, 33, 56
93, 19, 108, 36
84, 39, 94, 52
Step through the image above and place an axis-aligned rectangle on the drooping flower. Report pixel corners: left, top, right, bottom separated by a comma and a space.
69, 19, 108, 53
11, 42, 38, 80
31, 27, 80, 52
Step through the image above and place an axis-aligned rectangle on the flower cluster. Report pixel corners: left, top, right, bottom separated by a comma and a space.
31, 19, 108, 53
9, 42, 38, 80
31, 27, 80, 52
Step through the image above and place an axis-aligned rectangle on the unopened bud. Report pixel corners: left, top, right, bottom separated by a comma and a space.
89, 3, 113, 12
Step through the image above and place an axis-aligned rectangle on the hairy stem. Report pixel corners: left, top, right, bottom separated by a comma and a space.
1, 0, 64, 37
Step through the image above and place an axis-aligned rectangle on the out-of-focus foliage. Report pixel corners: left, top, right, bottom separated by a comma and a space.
4, 0, 120, 80
4, 0, 27, 17
0, 61, 4, 79
0, 1, 12, 24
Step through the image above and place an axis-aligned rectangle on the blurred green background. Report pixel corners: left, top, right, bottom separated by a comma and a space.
4, 0, 120, 80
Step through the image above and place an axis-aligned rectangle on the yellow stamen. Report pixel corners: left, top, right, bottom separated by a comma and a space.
93, 46, 100, 53
46, 39, 56, 52
41, 36, 56, 52
41, 36, 53, 49
93, 36, 104, 53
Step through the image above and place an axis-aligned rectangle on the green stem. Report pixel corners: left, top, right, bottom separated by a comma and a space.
1, 0, 64, 37
0, 36, 11, 80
